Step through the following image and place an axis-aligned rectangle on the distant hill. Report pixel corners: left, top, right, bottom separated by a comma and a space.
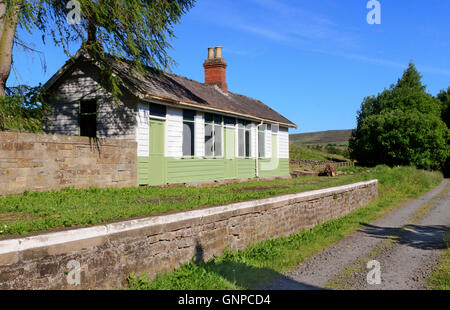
290, 130, 353, 146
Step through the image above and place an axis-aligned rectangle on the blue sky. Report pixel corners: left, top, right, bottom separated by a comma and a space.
9, 0, 450, 133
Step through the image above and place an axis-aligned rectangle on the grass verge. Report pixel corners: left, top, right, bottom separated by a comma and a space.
428, 231, 450, 290
1, 170, 379, 237
127, 165, 443, 290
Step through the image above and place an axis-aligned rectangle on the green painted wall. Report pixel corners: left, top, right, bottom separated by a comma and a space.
137, 124, 289, 186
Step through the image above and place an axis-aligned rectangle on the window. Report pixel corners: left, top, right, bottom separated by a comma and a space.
204, 113, 223, 157
258, 124, 266, 158
272, 124, 279, 134
238, 120, 252, 158
149, 103, 166, 118
79, 99, 97, 137
183, 110, 195, 156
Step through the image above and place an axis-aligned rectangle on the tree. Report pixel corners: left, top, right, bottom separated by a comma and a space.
437, 87, 450, 128
0, 0, 195, 96
437, 87, 450, 176
349, 62, 450, 170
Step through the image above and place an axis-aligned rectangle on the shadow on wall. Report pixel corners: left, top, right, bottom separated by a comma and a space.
358, 223, 448, 251
193, 240, 324, 290
44, 62, 137, 139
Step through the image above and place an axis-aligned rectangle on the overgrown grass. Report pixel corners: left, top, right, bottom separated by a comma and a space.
0, 172, 380, 237
127, 165, 443, 290
428, 231, 450, 290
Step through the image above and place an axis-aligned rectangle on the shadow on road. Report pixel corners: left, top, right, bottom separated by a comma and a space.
358, 223, 448, 250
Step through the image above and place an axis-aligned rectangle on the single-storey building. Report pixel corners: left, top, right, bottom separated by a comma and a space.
42, 46, 297, 186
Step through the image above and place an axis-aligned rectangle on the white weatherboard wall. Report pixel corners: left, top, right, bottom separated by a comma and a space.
250, 123, 256, 158
165, 107, 183, 158
195, 112, 205, 157
136, 103, 149, 157
278, 126, 289, 159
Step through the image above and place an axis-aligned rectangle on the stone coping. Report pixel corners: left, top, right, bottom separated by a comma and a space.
0, 179, 378, 256
0, 131, 136, 147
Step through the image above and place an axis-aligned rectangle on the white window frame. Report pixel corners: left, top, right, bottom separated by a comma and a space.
182, 110, 196, 158
237, 120, 252, 159
204, 113, 224, 158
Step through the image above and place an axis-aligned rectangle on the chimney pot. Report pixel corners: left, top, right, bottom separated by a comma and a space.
215, 46, 223, 59
203, 46, 228, 92
208, 47, 214, 59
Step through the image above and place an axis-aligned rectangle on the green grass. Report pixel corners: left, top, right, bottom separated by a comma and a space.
126, 165, 443, 290
428, 231, 450, 290
0, 172, 381, 237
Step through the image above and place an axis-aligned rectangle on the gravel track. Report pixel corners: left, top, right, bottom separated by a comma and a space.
262, 179, 449, 290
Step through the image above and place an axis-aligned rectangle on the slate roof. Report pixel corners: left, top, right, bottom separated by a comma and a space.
45, 51, 297, 128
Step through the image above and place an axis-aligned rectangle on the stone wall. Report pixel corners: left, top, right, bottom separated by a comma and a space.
0, 180, 378, 289
0, 131, 137, 195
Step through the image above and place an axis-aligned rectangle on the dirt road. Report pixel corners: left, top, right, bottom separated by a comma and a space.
263, 179, 449, 290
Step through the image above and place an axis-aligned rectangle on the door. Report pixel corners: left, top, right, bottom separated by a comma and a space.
148, 118, 166, 186
224, 127, 236, 179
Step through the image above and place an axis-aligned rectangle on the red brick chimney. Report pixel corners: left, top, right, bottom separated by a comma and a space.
203, 46, 228, 92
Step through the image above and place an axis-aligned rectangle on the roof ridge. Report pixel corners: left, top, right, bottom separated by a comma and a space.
43, 49, 296, 128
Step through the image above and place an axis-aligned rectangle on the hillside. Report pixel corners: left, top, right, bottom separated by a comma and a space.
290, 130, 353, 146
289, 144, 349, 162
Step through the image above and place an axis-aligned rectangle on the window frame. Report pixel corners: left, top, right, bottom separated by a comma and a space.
78, 99, 97, 138
237, 120, 252, 158
182, 109, 196, 158
149, 103, 167, 120
204, 113, 224, 158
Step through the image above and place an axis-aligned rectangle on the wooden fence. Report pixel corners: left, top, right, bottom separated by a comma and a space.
289, 159, 355, 170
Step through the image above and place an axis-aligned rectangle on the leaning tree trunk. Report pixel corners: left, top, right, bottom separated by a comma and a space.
0, 1, 22, 97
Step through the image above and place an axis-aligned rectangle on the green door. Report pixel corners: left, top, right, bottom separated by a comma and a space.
224, 127, 236, 179
149, 119, 166, 186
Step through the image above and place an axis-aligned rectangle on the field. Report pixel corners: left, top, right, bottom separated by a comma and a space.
290, 129, 353, 146
288, 130, 353, 173
289, 144, 349, 162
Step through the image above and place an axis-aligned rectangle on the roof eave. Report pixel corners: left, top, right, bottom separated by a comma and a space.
143, 94, 298, 129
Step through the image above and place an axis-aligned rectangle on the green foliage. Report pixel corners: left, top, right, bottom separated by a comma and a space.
437, 88, 450, 177
437, 87, 450, 128
125, 166, 442, 290
350, 110, 448, 169
349, 62, 449, 170
14, 1, 195, 97
0, 85, 47, 132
